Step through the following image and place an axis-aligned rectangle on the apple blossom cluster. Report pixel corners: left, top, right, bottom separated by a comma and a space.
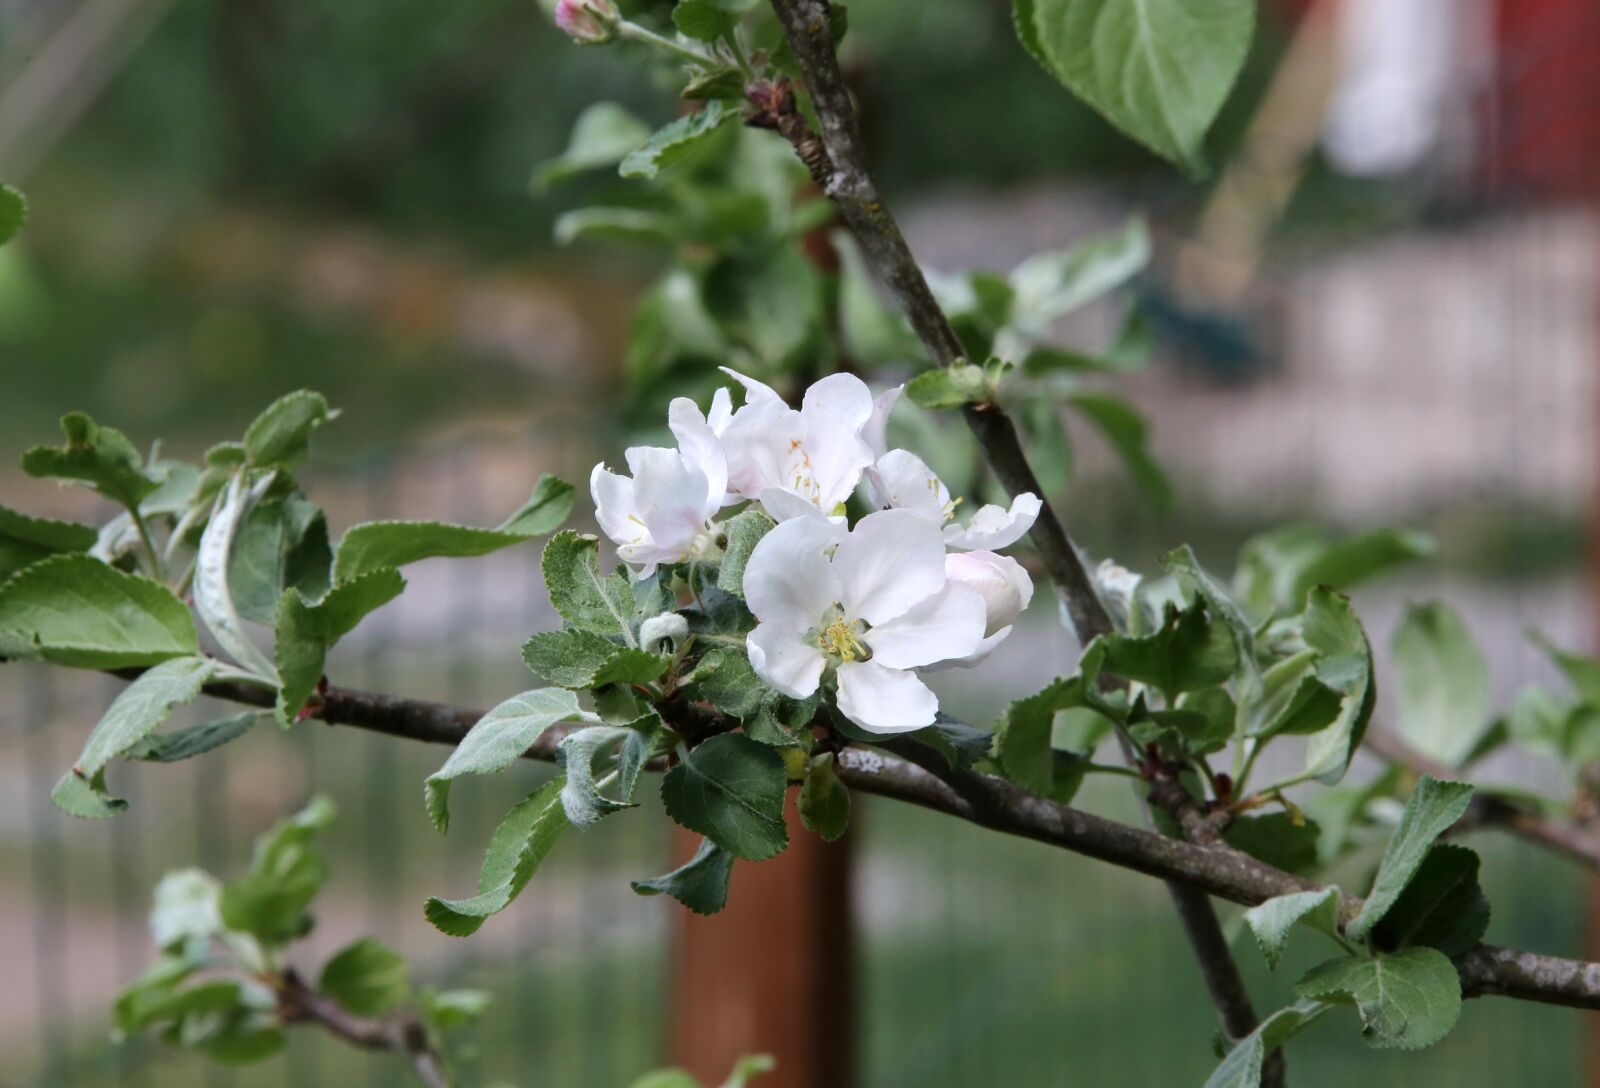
590, 369, 1039, 734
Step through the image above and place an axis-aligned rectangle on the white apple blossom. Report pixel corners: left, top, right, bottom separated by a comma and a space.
590, 429, 726, 578
930, 550, 1034, 669
865, 448, 1042, 551
742, 509, 987, 733
715, 367, 876, 523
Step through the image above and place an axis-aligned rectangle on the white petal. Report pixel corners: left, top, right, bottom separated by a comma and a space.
799, 374, 875, 511
706, 386, 733, 433
759, 486, 828, 523
627, 447, 710, 556
719, 400, 804, 501
590, 463, 645, 548
867, 449, 950, 524
719, 366, 784, 407
863, 385, 903, 458
865, 582, 987, 669
668, 396, 728, 509
923, 625, 1012, 672
943, 492, 1042, 551
742, 515, 842, 630
747, 622, 826, 698
835, 661, 938, 733
832, 509, 947, 626
945, 550, 1034, 635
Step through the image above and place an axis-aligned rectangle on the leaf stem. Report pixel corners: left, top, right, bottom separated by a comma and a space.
617, 20, 719, 68
129, 508, 164, 581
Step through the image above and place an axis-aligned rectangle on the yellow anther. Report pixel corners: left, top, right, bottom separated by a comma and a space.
817, 615, 868, 662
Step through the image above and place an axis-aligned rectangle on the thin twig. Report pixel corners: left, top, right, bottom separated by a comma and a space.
756, 1, 1272, 1072
276, 967, 449, 1088
177, 673, 1600, 1012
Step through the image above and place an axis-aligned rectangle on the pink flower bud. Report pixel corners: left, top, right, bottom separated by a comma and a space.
554, 0, 618, 43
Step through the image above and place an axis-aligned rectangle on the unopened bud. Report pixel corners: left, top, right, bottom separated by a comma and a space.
554, 0, 619, 44
640, 612, 689, 651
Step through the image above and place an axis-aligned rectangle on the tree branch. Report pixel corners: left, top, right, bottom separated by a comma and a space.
276, 967, 449, 1088
759, 0, 1269, 1069
185, 675, 1600, 1013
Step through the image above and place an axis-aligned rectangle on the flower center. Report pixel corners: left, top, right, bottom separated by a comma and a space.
816, 609, 869, 662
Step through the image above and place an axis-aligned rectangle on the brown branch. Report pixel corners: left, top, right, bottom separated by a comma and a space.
1363, 727, 1600, 872
276, 967, 449, 1088
758, 0, 1271, 1070
178, 674, 1600, 1013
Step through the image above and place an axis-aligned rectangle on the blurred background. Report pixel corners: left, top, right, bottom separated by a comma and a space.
1, 0, 1598, 1084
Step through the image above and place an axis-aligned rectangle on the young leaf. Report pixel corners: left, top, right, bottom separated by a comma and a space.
1243, 887, 1342, 970
424, 688, 584, 832
993, 647, 1107, 797
557, 725, 638, 827
319, 938, 409, 1016
674, 0, 736, 41
422, 988, 493, 1030
220, 795, 336, 946
125, 711, 264, 763
905, 365, 986, 410
0, 554, 198, 668
227, 494, 333, 625
1203, 1000, 1329, 1088
535, 102, 653, 189
1017, 0, 1255, 175
1008, 217, 1150, 324
716, 509, 775, 597
631, 838, 735, 916
332, 474, 573, 582
1065, 392, 1171, 509
425, 778, 570, 937
242, 390, 333, 470
1530, 632, 1600, 706
196, 473, 281, 680
150, 869, 224, 951
51, 655, 214, 818
21, 411, 159, 509
0, 502, 97, 579
1099, 601, 1236, 695
1298, 587, 1376, 784
0, 183, 25, 245
542, 531, 638, 644
1221, 814, 1321, 876
620, 101, 736, 179
1369, 844, 1490, 958
273, 569, 406, 726
798, 752, 850, 841
1294, 947, 1462, 1050
1346, 775, 1474, 941
1392, 603, 1492, 768
661, 733, 788, 861
522, 628, 628, 688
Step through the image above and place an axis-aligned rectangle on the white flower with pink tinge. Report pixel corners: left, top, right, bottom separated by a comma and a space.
553, 0, 618, 43
742, 510, 988, 733
866, 448, 1041, 551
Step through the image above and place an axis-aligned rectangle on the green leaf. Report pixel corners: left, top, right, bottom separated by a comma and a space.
661, 733, 788, 861
125, 711, 263, 763
1065, 392, 1171, 509
911, 716, 995, 771
1234, 525, 1434, 620
535, 103, 653, 189
1529, 631, 1600, 706
631, 837, 735, 915
1298, 587, 1376, 784
716, 509, 775, 597
1369, 844, 1490, 958
1204, 1000, 1330, 1088
51, 656, 214, 818
905, 365, 986, 410
220, 795, 336, 946
425, 778, 570, 937
1243, 887, 1342, 970
542, 531, 638, 643
1018, 0, 1255, 175
674, 0, 736, 41
558, 725, 641, 827
1222, 814, 1321, 876
1008, 218, 1150, 324
0, 183, 26, 245
227, 494, 332, 625
21, 411, 159, 509
620, 101, 736, 179
196, 472, 281, 680
993, 647, 1107, 797
1347, 775, 1474, 941
273, 569, 405, 726
0, 554, 197, 668
242, 390, 333, 470
150, 869, 224, 952
0, 502, 97, 579
333, 474, 572, 583
1241, 651, 1340, 741
798, 752, 850, 841
722, 1054, 778, 1087
834, 231, 920, 366
1295, 947, 1462, 1050
524, 628, 633, 688
555, 206, 682, 247
319, 938, 409, 1016
1392, 603, 1491, 768
422, 988, 493, 1030
424, 688, 583, 832
1100, 601, 1236, 695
